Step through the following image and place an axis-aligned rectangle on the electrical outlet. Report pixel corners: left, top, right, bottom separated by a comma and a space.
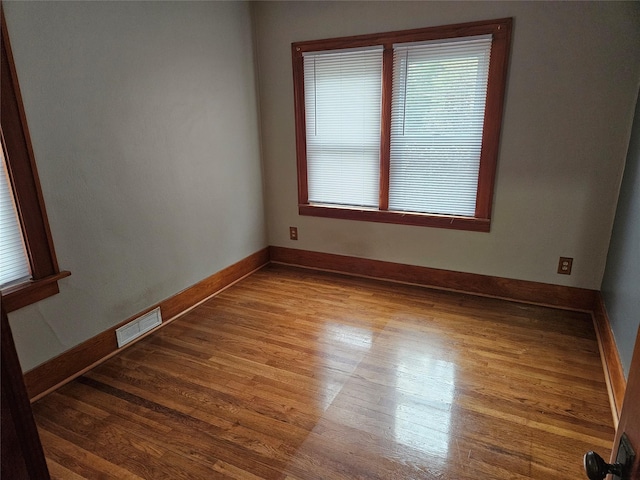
289, 226, 298, 241
557, 257, 573, 275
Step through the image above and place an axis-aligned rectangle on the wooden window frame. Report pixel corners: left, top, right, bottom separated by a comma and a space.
1, 9, 69, 313
292, 18, 512, 232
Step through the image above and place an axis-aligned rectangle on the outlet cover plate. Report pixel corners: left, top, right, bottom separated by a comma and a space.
558, 257, 573, 275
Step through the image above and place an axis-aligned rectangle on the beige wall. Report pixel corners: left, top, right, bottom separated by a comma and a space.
4, 1, 266, 371
255, 1, 640, 289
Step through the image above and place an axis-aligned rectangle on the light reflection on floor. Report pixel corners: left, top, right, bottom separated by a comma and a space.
325, 322, 374, 350
317, 322, 374, 410
290, 320, 456, 475
393, 350, 455, 464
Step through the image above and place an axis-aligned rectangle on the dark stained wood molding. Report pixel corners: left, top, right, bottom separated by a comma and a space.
270, 246, 630, 422
3, 271, 71, 313
24, 248, 270, 401
292, 17, 512, 53
30, 266, 614, 479
1, 9, 60, 277
291, 44, 308, 205
1, 8, 69, 309
610, 327, 640, 473
269, 246, 598, 311
378, 45, 393, 211
299, 204, 491, 232
475, 18, 512, 219
592, 293, 626, 427
1, 302, 50, 479
292, 18, 512, 232
25, 244, 621, 429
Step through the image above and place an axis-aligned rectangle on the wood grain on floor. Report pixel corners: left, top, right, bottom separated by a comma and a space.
32, 264, 614, 479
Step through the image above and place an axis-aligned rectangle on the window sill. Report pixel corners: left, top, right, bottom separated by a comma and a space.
2, 271, 71, 313
299, 204, 491, 232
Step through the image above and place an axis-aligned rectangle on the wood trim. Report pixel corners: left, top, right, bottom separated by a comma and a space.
1, 302, 50, 479
1, 8, 69, 312
292, 45, 308, 205
292, 17, 512, 53
22, 245, 622, 433
24, 248, 270, 401
269, 246, 598, 311
269, 247, 624, 417
299, 204, 491, 232
475, 18, 512, 219
610, 327, 640, 471
378, 45, 393, 211
2, 271, 71, 313
592, 293, 626, 427
1, 9, 61, 279
292, 18, 512, 232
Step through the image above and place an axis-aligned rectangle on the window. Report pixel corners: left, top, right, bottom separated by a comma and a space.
292, 18, 512, 231
1, 9, 69, 312
304, 47, 383, 208
1, 146, 30, 289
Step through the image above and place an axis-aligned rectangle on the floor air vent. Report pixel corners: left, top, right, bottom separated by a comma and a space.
115, 307, 162, 348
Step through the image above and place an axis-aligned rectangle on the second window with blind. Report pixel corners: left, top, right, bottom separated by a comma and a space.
292, 18, 512, 232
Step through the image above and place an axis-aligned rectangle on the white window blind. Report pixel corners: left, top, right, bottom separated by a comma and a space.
0, 148, 31, 289
389, 35, 492, 216
304, 47, 383, 208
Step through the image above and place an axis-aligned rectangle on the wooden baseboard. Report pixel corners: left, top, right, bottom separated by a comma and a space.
26, 244, 620, 421
269, 246, 598, 311
270, 246, 629, 423
24, 248, 270, 402
592, 293, 626, 427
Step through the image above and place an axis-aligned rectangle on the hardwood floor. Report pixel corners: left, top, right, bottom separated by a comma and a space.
32, 264, 614, 479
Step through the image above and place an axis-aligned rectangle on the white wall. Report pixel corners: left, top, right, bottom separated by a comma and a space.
255, 1, 640, 289
4, 1, 266, 371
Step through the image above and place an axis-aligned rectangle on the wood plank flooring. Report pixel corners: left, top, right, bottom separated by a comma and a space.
31, 264, 614, 479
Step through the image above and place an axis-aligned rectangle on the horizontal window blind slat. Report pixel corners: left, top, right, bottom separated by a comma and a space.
0, 240, 30, 254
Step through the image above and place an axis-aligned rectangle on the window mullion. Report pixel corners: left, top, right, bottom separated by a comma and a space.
379, 45, 393, 211
292, 46, 309, 205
